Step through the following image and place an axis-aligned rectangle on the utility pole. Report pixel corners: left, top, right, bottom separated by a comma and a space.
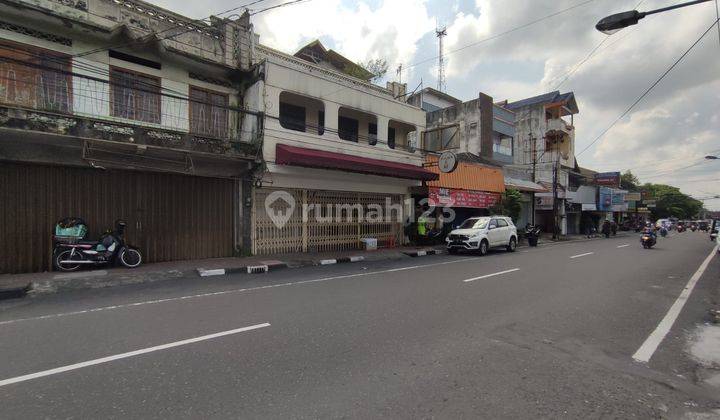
552, 157, 559, 240
531, 135, 537, 225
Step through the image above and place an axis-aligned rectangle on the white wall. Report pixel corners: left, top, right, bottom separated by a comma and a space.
259, 60, 426, 167
1, 23, 237, 134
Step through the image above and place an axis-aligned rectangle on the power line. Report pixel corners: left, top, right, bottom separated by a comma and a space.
0, 56, 262, 114
549, 1, 647, 90
71, 0, 271, 58
400, 0, 597, 73
576, 17, 720, 158
250, 0, 312, 15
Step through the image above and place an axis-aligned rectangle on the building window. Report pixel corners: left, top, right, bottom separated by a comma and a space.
493, 134, 513, 156
0, 40, 72, 113
189, 86, 228, 139
279, 92, 325, 135
110, 67, 161, 124
338, 116, 359, 142
388, 120, 415, 150
279, 102, 306, 132
388, 127, 396, 149
424, 125, 459, 152
368, 123, 377, 146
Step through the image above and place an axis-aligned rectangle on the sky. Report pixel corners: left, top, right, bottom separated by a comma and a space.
154, 0, 720, 210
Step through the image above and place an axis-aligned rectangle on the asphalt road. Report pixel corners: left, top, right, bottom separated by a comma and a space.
1, 232, 719, 419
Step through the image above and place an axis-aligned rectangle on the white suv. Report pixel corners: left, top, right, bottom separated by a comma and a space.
446, 216, 518, 255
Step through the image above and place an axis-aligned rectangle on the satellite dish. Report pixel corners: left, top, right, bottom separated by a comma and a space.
438, 151, 458, 173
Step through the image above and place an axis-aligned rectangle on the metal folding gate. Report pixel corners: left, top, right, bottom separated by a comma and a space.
0, 162, 235, 274
253, 188, 404, 255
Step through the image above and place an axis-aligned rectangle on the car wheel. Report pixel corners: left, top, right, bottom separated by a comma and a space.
478, 240, 488, 256
448, 248, 458, 255
506, 237, 517, 252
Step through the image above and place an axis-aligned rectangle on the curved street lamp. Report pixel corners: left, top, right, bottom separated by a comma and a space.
596, 0, 713, 34
706, 155, 719, 160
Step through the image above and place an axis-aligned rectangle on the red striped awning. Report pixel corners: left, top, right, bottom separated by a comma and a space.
275, 144, 439, 181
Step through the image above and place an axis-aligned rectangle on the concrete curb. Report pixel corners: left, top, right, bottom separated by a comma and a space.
197, 261, 288, 278
319, 256, 365, 265
0, 283, 31, 300
29, 269, 187, 295
403, 249, 444, 257
2, 248, 442, 299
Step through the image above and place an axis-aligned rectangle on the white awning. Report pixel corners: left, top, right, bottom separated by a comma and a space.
504, 177, 548, 193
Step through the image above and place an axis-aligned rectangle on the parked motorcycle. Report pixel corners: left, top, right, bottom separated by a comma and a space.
640, 232, 656, 249
525, 224, 541, 247
53, 219, 142, 272
677, 224, 686, 233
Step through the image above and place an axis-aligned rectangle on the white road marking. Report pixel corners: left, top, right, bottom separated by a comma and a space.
570, 252, 594, 259
319, 259, 337, 265
0, 323, 270, 387
463, 268, 520, 283
632, 244, 720, 363
0, 258, 479, 327
617, 244, 630, 248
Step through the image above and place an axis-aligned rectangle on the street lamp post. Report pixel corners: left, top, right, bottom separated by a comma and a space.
596, 0, 713, 34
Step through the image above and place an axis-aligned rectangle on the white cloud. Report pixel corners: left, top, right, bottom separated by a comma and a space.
145, 0, 720, 208
252, 0, 435, 71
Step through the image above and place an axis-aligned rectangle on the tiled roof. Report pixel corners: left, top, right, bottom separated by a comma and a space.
506, 91, 578, 114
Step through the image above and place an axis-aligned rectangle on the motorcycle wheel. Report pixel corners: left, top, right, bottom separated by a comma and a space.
119, 248, 142, 268
54, 249, 84, 272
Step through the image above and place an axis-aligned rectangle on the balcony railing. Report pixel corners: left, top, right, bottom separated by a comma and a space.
0, 56, 256, 150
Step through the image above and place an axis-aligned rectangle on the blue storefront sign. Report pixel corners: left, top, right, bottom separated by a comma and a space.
598, 187, 613, 211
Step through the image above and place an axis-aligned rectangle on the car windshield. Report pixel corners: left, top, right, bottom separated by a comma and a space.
459, 217, 490, 229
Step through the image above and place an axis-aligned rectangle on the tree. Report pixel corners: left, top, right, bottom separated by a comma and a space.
491, 189, 523, 223
641, 183, 703, 219
362, 58, 389, 82
620, 170, 640, 191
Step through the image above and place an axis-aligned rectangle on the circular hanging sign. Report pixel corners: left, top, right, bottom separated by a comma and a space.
438, 151, 458, 173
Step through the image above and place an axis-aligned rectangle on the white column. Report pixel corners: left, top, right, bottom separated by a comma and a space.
377, 116, 390, 148
324, 101, 340, 132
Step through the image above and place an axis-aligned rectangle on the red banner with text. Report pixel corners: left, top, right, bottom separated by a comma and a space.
428, 187, 500, 209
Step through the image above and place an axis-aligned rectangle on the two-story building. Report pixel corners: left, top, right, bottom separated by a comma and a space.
408, 88, 543, 228
245, 40, 437, 255
0, 0, 261, 273
505, 91, 579, 235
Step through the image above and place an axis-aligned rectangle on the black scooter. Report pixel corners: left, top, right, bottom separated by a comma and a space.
53, 220, 142, 271
525, 224, 541, 247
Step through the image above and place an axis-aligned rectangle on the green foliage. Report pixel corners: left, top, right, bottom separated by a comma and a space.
620, 170, 640, 191
345, 58, 389, 82
491, 189, 523, 223
641, 183, 703, 219
363, 58, 389, 82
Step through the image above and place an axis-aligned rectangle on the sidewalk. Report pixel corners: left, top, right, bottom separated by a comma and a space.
0, 244, 446, 297
0, 232, 631, 299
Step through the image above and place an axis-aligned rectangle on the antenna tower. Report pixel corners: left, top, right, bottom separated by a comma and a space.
436, 25, 447, 92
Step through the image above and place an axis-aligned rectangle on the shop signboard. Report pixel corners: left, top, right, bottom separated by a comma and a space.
582, 203, 597, 211
611, 191, 625, 205
598, 187, 613, 211
428, 187, 500, 209
594, 172, 620, 187
625, 192, 641, 201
